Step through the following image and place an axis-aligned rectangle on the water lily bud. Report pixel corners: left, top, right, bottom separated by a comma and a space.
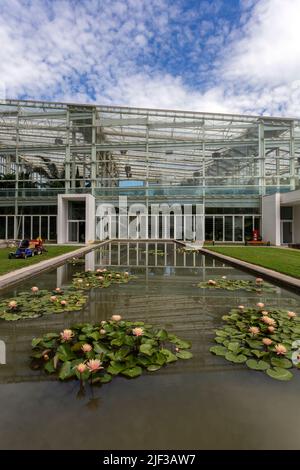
77, 363, 87, 374
132, 327, 144, 336
262, 338, 272, 346
256, 302, 265, 309
111, 315, 122, 321
31, 286, 39, 293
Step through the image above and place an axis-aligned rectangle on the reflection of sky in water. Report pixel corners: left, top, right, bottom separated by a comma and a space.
0, 242, 300, 449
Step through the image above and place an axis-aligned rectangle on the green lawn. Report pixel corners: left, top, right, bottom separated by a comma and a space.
207, 246, 300, 279
0, 245, 81, 276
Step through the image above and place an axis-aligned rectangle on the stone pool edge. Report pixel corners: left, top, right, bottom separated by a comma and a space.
200, 247, 300, 292
0, 242, 110, 291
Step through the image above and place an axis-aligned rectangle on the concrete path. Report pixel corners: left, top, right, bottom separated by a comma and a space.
0, 242, 107, 291
201, 247, 300, 292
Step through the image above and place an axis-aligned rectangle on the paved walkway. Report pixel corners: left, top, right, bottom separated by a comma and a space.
0, 242, 107, 290
201, 247, 300, 292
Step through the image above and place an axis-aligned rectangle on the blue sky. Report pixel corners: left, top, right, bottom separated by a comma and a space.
0, 0, 300, 116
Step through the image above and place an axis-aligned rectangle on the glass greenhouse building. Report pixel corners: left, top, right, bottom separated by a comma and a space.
0, 98, 300, 245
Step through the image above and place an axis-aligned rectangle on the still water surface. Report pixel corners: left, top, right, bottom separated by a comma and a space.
0, 242, 300, 449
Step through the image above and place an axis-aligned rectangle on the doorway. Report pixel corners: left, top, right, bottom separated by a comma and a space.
281, 221, 293, 244
68, 201, 86, 243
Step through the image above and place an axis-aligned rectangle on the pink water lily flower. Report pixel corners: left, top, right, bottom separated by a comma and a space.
60, 300, 67, 306
275, 344, 287, 355
8, 300, 17, 309
268, 326, 275, 333
124, 272, 129, 276
238, 305, 245, 311
97, 276, 104, 281
256, 278, 264, 284
288, 311, 297, 319
132, 327, 144, 336
76, 363, 87, 374
111, 314, 122, 321
100, 329, 106, 335
249, 326, 260, 336
256, 302, 265, 309
81, 343, 92, 353
262, 338, 272, 346
50, 296, 57, 302
60, 329, 74, 342
261, 310, 269, 316
208, 280, 216, 286
262, 316, 276, 326
31, 286, 39, 293
55, 287, 61, 292
86, 359, 103, 372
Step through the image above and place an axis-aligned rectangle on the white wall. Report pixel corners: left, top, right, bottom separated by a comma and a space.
262, 193, 281, 245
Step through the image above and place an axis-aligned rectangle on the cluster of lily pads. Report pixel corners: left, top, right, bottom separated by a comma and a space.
72, 268, 131, 290
210, 302, 300, 380
198, 276, 276, 293
30, 316, 193, 384
0, 268, 133, 321
177, 247, 200, 254
0, 286, 87, 321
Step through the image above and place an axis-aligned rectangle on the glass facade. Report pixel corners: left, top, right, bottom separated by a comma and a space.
0, 99, 299, 241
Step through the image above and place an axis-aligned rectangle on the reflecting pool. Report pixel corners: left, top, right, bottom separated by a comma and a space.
0, 242, 300, 449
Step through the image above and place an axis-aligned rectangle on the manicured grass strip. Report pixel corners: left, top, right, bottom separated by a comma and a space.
207, 246, 300, 279
0, 245, 80, 276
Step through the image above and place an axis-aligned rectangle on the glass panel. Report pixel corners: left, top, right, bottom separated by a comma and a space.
0, 216, 5, 238
32, 216, 40, 238
214, 217, 223, 241
7, 216, 14, 238
234, 216, 243, 242
205, 217, 213, 241
17, 216, 23, 239
41, 216, 48, 239
280, 206, 293, 220
68, 221, 78, 242
254, 217, 260, 232
23, 216, 31, 239
224, 216, 233, 241
68, 201, 85, 220
244, 216, 253, 241
49, 216, 57, 240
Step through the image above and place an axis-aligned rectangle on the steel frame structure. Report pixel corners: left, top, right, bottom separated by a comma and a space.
0, 98, 299, 240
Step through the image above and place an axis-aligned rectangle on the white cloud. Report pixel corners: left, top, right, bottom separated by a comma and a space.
0, 0, 299, 118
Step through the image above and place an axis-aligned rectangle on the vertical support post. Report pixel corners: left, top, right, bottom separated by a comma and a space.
290, 122, 295, 191
258, 120, 265, 196
91, 108, 97, 196
14, 105, 20, 239
65, 109, 71, 192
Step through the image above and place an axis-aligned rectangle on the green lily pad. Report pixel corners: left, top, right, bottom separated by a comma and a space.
225, 352, 247, 363
246, 359, 270, 370
270, 357, 293, 369
176, 350, 193, 360
210, 345, 227, 356
266, 367, 293, 381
